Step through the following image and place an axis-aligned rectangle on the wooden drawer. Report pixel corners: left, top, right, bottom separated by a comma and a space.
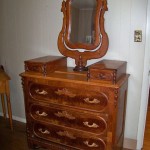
29, 82, 108, 112
33, 123, 107, 150
25, 56, 67, 75
88, 60, 127, 84
88, 69, 114, 83
30, 103, 108, 135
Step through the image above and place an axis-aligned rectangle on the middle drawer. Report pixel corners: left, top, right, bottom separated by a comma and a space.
29, 103, 108, 135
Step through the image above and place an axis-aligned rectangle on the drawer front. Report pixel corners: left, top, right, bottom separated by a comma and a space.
33, 123, 107, 150
29, 82, 108, 112
89, 69, 115, 83
25, 63, 43, 74
30, 104, 108, 135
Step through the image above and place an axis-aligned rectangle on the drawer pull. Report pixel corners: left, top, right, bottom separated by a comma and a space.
84, 98, 100, 104
38, 128, 50, 134
83, 122, 99, 128
54, 111, 75, 120
36, 111, 48, 117
99, 73, 106, 79
83, 141, 99, 148
57, 131, 76, 139
35, 89, 48, 95
55, 88, 76, 98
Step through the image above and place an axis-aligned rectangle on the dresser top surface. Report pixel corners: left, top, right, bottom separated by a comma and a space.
89, 59, 126, 70
20, 67, 129, 88
25, 55, 66, 64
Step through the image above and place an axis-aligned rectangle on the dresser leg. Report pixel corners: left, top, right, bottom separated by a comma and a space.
5, 81, 13, 131
28, 140, 41, 150
28, 142, 36, 149
1, 94, 6, 119
6, 93, 13, 131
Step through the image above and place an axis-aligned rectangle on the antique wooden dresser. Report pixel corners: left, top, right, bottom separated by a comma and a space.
20, 56, 129, 150
20, 0, 129, 149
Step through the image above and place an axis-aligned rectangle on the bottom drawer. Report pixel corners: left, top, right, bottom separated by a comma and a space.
33, 123, 107, 150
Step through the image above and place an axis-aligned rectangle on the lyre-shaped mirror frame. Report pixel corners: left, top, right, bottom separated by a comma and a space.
58, 0, 109, 71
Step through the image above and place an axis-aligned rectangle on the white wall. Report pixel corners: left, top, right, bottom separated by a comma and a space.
0, 0, 63, 120
0, 0, 148, 148
137, 0, 150, 149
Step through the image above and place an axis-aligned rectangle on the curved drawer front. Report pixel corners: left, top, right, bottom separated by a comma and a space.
29, 83, 108, 112
30, 104, 108, 135
33, 123, 107, 150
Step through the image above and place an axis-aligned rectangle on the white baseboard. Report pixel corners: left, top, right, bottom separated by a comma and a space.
123, 138, 137, 150
0, 112, 26, 123
12, 115, 26, 123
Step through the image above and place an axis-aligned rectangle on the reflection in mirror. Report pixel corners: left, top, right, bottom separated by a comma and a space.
70, 0, 97, 44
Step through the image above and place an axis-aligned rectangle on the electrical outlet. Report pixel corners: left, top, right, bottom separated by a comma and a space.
134, 30, 142, 42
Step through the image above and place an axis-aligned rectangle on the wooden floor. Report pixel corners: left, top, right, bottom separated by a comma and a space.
0, 117, 134, 150
143, 107, 150, 150
0, 117, 45, 150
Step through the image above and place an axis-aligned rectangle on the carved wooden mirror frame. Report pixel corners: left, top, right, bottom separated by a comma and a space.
58, 0, 109, 71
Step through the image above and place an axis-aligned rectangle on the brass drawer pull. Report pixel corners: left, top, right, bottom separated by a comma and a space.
83, 141, 99, 148
55, 88, 76, 98
36, 111, 48, 117
84, 98, 100, 104
57, 131, 76, 139
35, 89, 48, 95
83, 122, 99, 128
38, 128, 50, 134
54, 111, 75, 120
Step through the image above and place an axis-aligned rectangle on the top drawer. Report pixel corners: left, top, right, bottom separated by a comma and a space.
25, 56, 67, 75
28, 82, 109, 112
88, 60, 127, 84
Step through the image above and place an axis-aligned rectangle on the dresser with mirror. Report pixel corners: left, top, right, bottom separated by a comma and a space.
20, 0, 129, 149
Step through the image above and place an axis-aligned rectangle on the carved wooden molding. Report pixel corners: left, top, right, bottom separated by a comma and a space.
57, 131, 76, 139
54, 111, 76, 120
58, 0, 109, 71
55, 88, 76, 98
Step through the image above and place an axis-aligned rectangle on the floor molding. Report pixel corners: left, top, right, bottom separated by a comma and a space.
123, 138, 137, 150
0, 113, 26, 123
12, 115, 26, 123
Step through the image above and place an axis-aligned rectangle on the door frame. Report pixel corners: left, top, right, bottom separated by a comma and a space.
137, 0, 150, 149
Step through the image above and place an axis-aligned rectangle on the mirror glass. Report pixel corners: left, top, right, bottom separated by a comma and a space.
70, 0, 97, 44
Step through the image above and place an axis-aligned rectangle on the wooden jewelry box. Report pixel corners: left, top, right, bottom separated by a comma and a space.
25, 56, 67, 76
88, 59, 127, 84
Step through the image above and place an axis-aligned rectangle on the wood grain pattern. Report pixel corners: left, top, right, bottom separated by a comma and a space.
20, 58, 129, 150
0, 68, 13, 131
58, 0, 109, 71
25, 55, 67, 75
88, 59, 127, 84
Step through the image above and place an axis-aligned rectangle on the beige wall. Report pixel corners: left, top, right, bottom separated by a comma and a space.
0, 0, 63, 121
0, 0, 148, 149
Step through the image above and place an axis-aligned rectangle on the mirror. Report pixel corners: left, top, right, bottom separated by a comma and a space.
70, 0, 96, 45
58, 0, 109, 71
64, 0, 102, 50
